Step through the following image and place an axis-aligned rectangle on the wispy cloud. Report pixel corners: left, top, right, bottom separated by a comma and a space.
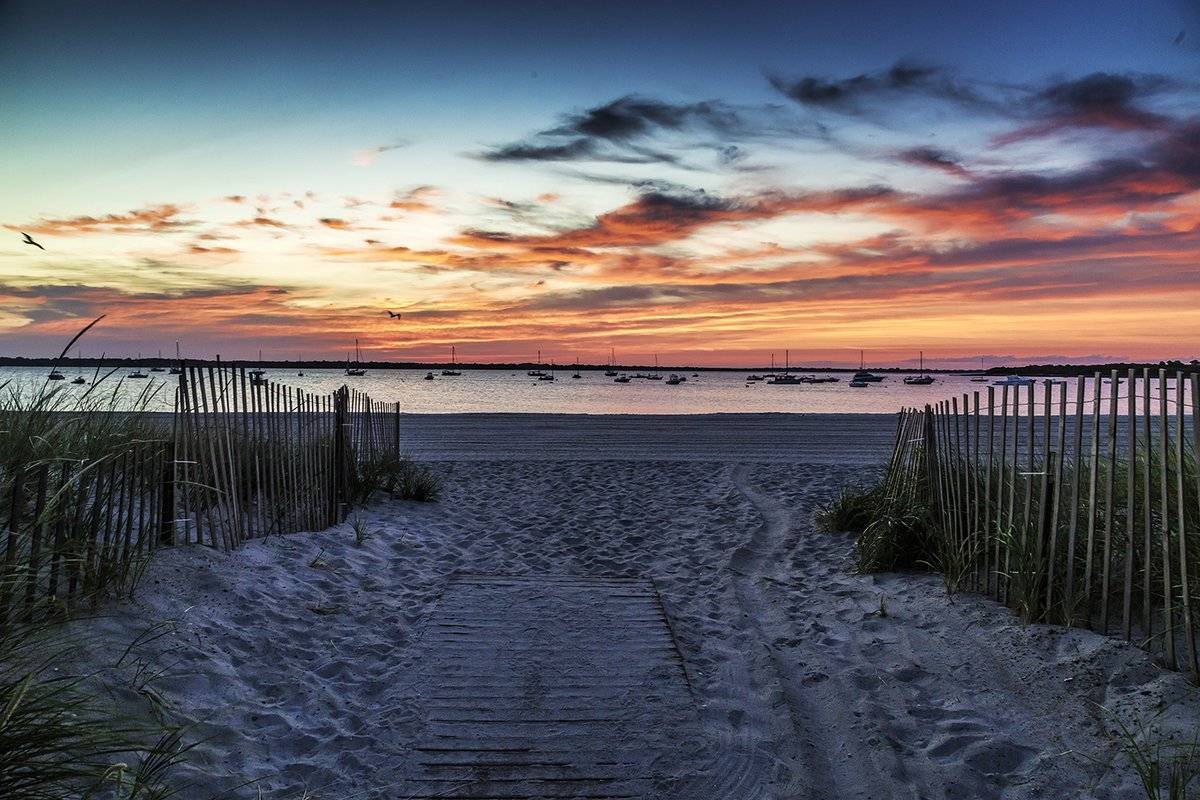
351, 141, 409, 167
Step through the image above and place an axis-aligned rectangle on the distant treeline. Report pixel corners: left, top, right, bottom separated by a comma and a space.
984, 360, 1200, 377
0, 356, 1196, 375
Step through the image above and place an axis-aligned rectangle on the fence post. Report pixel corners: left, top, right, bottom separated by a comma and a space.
1, 468, 27, 630
159, 440, 176, 546
394, 401, 401, 457
333, 386, 348, 523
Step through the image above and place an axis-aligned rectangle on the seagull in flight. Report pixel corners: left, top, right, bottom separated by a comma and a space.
384, 310, 402, 319
1175, 29, 1186, 46
21, 232, 45, 251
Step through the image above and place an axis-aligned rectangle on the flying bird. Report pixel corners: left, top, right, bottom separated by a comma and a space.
1175, 29, 1186, 46
21, 232, 44, 250
384, 310, 402, 318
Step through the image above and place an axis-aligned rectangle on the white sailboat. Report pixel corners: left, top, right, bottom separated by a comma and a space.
903, 351, 935, 385
441, 345, 462, 376
605, 348, 618, 377
346, 339, 367, 376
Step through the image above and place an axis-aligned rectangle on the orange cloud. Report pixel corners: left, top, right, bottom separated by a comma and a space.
8, 204, 191, 236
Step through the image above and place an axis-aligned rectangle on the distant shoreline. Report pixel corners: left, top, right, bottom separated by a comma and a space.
2, 357, 1195, 377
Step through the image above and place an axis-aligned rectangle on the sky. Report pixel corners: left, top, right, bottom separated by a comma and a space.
2, 0, 1199, 368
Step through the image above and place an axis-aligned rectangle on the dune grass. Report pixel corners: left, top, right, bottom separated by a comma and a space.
349, 450, 442, 503
0, 593, 190, 799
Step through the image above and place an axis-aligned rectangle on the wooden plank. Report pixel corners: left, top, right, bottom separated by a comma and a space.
1082, 372, 1102, 621
46, 462, 70, 602
949, 397, 963, 550
1100, 369, 1119, 632
1143, 368, 1154, 642
21, 465, 49, 621
1174, 371, 1197, 676
997, 385, 1010, 602
1159, 369, 1175, 668
1065, 376, 1084, 621
1021, 381, 1035, 561
984, 387, 996, 598
1046, 381, 1067, 617
1035, 381, 1052, 578
971, 392, 982, 590
1122, 367, 1137, 640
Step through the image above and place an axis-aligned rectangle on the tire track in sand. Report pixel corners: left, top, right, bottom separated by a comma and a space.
730, 464, 898, 800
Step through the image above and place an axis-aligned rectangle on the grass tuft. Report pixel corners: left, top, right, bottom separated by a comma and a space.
349, 451, 442, 503
816, 485, 878, 533
0, 613, 189, 800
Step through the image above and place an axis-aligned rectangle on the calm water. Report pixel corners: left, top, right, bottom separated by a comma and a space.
1, 366, 1193, 416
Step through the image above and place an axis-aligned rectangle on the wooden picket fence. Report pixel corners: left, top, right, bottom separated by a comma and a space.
0, 368, 400, 625
0, 442, 171, 625
887, 369, 1200, 677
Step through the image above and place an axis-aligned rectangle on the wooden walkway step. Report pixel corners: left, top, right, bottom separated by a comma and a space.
398, 574, 703, 799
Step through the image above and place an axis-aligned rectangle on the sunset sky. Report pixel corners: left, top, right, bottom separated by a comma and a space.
2, 0, 1199, 367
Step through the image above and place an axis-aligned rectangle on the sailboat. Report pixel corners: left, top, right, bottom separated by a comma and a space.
150, 349, 165, 372
129, 353, 149, 378
768, 350, 805, 384
345, 339, 367, 376
250, 349, 268, 386
297, 353, 304, 377
71, 350, 86, 384
169, 342, 183, 375
646, 355, 662, 380
528, 349, 546, 377
572, 358, 581, 379
851, 350, 885, 383
538, 361, 556, 381
441, 346, 462, 376
604, 348, 618, 377
903, 351, 936, 385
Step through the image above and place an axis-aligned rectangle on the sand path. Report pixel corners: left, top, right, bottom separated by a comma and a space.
68, 417, 1200, 799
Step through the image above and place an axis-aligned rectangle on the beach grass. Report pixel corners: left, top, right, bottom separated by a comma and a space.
349, 451, 442, 503
0, 322, 187, 798
816, 484, 879, 533
0, 605, 190, 800
1089, 705, 1200, 800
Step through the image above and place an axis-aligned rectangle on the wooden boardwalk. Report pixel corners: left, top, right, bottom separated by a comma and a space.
400, 574, 703, 799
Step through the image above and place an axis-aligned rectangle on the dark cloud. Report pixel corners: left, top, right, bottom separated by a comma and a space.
547, 96, 743, 141
993, 72, 1178, 144
773, 62, 1188, 145
457, 187, 894, 250
482, 138, 599, 162
936, 119, 1200, 214
478, 95, 775, 167
768, 60, 988, 112
898, 146, 972, 178
480, 136, 686, 166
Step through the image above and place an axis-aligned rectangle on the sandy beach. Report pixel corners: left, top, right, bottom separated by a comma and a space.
74, 413, 1200, 799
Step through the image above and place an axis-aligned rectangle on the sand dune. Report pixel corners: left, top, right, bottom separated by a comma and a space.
69, 414, 1200, 799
